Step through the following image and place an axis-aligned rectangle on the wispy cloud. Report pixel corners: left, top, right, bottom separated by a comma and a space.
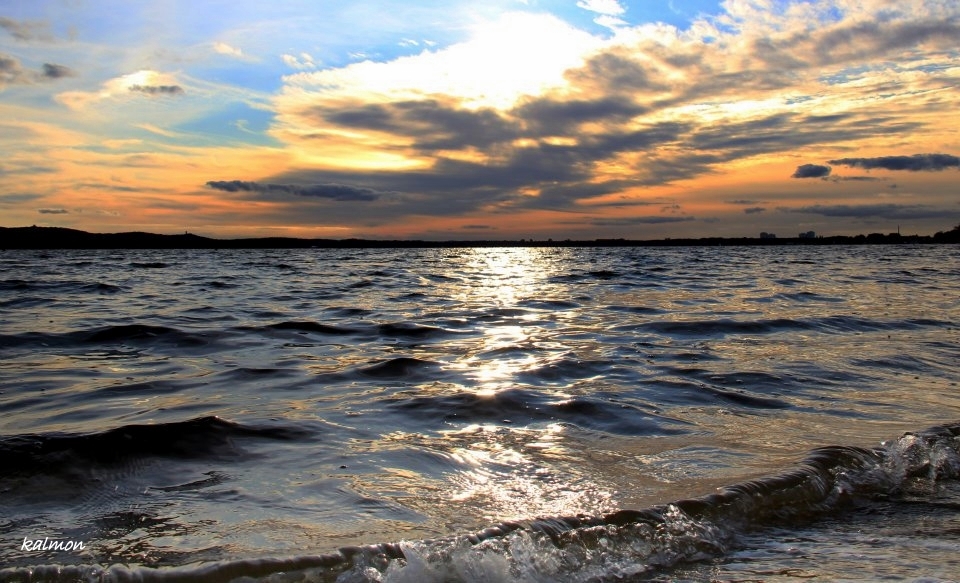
792, 164, 832, 179
213, 42, 244, 58
0, 17, 54, 42
205, 180, 383, 201
576, 0, 625, 16
282, 53, 318, 70
788, 204, 948, 220
828, 154, 960, 172
129, 84, 184, 95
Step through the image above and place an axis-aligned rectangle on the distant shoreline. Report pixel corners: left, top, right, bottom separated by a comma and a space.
1, 225, 958, 249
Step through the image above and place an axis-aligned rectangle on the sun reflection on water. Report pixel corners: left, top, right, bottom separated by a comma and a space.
446, 247, 566, 395
440, 423, 616, 522
459, 247, 545, 307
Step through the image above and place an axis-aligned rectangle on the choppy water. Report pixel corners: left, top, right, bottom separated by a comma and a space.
1, 245, 958, 582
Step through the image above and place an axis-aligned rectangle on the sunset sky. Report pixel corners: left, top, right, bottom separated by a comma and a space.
1, 0, 958, 240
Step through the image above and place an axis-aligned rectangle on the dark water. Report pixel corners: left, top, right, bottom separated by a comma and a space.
1, 245, 958, 582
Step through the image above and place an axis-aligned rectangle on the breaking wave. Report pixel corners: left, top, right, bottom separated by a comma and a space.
3, 422, 958, 582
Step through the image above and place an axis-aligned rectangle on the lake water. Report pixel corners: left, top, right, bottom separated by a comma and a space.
1, 245, 959, 582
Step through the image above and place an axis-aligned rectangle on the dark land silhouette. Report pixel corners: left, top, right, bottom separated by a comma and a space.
1, 225, 958, 249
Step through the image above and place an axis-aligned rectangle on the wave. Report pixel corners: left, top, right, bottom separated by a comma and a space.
264, 320, 359, 335
0, 279, 123, 294
360, 357, 442, 379
0, 324, 226, 355
629, 315, 953, 337
0, 416, 311, 476
4, 422, 958, 582
129, 262, 170, 269
241, 320, 462, 340
385, 387, 693, 436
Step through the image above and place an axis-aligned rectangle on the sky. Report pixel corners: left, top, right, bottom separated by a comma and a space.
1, 0, 958, 240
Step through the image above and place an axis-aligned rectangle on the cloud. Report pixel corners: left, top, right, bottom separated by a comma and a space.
589, 215, 696, 226
56, 70, 185, 109
827, 154, 960, 172
320, 98, 520, 150
0, 17, 53, 42
810, 19, 960, 67
515, 95, 647, 136
0, 53, 74, 87
245, 3, 960, 232
788, 204, 949, 220
205, 180, 382, 201
576, 0, 629, 28
278, 12, 602, 110
0, 54, 29, 85
129, 84, 184, 95
576, 0, 625, 16
282, 53, 318, 70
213, 42, 243, 58
38, 208, 69, 214
41, 63, 75, 79
792, 163, 832, 178
830, 175, 886, 183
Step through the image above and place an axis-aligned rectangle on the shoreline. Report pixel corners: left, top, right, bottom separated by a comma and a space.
1, 225, 958, 249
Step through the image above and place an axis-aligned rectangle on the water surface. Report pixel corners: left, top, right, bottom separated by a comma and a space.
1, 245, 958, 581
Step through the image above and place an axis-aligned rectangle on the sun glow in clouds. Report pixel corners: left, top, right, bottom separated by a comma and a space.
278, 12, 603, 111
56, 70, 185, 110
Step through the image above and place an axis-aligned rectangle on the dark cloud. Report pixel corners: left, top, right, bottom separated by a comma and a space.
77, 182, 165, 193
792, 163, 832, 178
516, 96, 647, 136
307, 94, 689, 191
744, 207, 767, 214
827, 153, 959, 172
835, 176, 885, 182
461, 224, 494, 230
41, 63, 75, 79
727, 199, 765, 205
1, 53, 75, 87
0, 17, 53, 42
802, 113, 853, 125
0, 193, 43, 205
38, 208, 68, 214
0, 162, 57, 175
788, 204, 948, 220
129, 84, 185, 96
320, 99, 516, 150
688, 113, 921, 164
813, 20, 960, 66
205, 180, 382, 201
589, 216, 696, 226
631, 150, 719, 186
1, 53, 31, 85
266, 115, 692, 224
740, 18, 960, 72
563, 49, 666, 95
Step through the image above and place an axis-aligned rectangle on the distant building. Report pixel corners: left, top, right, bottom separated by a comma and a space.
799, 231, 816, 239
759, 232, 777, 239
